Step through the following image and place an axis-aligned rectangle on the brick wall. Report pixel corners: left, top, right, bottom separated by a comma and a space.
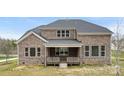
41, 29, 76, 39
77, 34, 111, 64
18, 34, 46, 65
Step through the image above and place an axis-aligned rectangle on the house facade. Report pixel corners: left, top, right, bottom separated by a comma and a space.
17, 19, 113, 66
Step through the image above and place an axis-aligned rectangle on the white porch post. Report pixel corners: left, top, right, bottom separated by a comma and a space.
45, 46, 47, 67
79, 46, 82, 65
17, 45, 19, 65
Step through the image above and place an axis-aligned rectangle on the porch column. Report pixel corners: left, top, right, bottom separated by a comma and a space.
17, 45, 19, 65
44, 46, 47, 67
79, 46, 82, 65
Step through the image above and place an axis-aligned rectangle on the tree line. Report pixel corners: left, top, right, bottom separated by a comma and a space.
0, 37, 17, 63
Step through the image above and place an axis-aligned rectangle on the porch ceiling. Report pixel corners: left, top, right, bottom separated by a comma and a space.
45, 39, 82, 47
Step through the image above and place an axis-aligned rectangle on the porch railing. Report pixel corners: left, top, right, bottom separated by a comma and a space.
47, 57, 80, 63
67, 57, 80, 63
47, 57, 60, 62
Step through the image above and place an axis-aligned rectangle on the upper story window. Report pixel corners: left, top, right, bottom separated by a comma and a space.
62, 30, 65, 37
66, 30, 69, 37
57, 30, 70, 37
57, 30, 61, 37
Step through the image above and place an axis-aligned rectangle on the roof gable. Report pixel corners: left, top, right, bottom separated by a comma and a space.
17, 31, 48, 44
18, 19, 113, 42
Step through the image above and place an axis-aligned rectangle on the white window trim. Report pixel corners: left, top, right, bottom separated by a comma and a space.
99, 45, 101, 57
65, 30, 70, 37
24, 47, 29, 57
37, 47, 41, 57
100, 45, 106, 57
29, 47, 36, 57
17, 31, 48, 44
84, 46, 90, 57
91, 45, 99, 57
62, 30, 65, 37
24, 47, 41, 57
55, 47, 69, 56
56, 30, 62, 38
56, 30, 70, 38
84, 45, 106, 57
89, 45, 91, 57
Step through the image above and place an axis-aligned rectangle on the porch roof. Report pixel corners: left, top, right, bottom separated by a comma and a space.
45, 39, 82, 47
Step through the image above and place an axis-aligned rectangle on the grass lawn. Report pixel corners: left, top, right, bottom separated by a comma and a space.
0, 59, 123, 76
0, 51, 123, 76
0, 55, 17, 60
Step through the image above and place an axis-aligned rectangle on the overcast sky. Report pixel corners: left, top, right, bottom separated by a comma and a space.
0, 17, 123, 40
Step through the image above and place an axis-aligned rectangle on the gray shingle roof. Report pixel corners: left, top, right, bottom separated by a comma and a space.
41, 19, 113, 34
19, 19, 112, 40
45, 39, 82, 47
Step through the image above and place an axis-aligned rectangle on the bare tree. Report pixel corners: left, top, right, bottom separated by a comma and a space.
112, 20, 124, 76
0, 39, 13, 63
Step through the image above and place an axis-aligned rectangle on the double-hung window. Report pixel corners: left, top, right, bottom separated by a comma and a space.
37, 48, 41, 56
62, 30, 65, 37
25, 48, 28, 56
101, 46, 105, 56
84, 45, 106, 57
66, 30, 69, 37
57, 30, 70, 37
25, 47, 41, 57
85, 46, 90, 56
57, 30, 61, 37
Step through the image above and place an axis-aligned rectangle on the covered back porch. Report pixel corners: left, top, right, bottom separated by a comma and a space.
45, 40, 82, 66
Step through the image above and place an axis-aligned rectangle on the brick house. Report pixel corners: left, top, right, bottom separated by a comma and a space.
17, 19, 113, 66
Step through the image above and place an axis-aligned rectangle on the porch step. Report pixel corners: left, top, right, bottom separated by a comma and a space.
59, 63, 67, 68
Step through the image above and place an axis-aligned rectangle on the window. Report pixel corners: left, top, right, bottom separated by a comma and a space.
66, 30, 69, 37
85, 46, 89, 56
57, 30, 70, 37
92, 46, 99, 56
55, 48, 69, 56
25, 48, 28, 56
57, 30, 61, 37
25, 47, 41, 57
30, 48, 36, 57
62, 30, 65, 37
37, 48, 41, 56
55, 48, 59, 56
101, 46, 105, 56
84, 46, 105, 57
